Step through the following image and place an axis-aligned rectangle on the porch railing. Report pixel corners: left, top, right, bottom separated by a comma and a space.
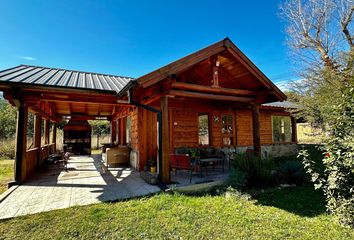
25, 143, 56, 177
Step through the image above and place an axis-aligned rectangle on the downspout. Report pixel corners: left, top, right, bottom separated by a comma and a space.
124, 87, 163, 181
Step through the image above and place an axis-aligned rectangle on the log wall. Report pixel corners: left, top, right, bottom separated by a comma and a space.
127, 105, 292, 170
170, 108, 290, 148
128, 108, 158, 170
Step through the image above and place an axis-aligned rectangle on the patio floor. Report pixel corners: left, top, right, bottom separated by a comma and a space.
0, 155, 160, 219
170, 163, 230, 189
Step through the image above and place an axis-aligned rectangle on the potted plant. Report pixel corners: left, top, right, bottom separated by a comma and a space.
149, 159, 157, 173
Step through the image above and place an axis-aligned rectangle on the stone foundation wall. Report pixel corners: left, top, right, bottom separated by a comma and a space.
234, 144, 298, 158
175, 143, 298, 159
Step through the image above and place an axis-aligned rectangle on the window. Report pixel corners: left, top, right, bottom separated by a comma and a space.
198, 114, 210, 145
222, 114, 234, 145
272, 116, 292, 142
126, 116, 131, 144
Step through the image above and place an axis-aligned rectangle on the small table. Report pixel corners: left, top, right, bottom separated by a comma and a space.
197, 157, 224, 177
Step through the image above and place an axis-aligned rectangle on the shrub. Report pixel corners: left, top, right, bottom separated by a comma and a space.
299, 86, 354, 228
0, 139, 15, 159
228, 168, 247, 190
276, 160, 306, 185
231, 153, 275, 188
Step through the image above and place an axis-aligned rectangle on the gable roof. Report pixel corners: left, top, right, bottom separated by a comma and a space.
136, 38, 287, 101
0, 65, 134, 93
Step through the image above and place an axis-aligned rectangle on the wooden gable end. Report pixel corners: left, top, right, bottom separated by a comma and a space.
135, 38, 287, 104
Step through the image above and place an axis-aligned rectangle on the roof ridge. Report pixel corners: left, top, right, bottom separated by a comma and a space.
20, 64, 135, 80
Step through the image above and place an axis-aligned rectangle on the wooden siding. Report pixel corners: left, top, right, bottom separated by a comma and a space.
172, 109, 199, 148
169, 108, 290, 149
129, 108, 158, 170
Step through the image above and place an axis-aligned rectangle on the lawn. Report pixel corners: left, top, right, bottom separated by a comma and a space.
0, 159, 13, 194
0, 185, 353, 240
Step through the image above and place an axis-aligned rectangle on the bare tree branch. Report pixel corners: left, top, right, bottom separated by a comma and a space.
280, 0, 353, 73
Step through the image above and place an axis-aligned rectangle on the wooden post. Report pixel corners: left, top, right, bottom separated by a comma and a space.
52, 122, 57, 151
115, 120, 119, 145
291, 116, 297, 143
160, 96, 170, 183
14, 102, 28, 182
110, 120, 116, 144
44, 119, 50, 145
33, 114, 42, 167
210, 55, 219, 87
121, 118, 127, 145
251, 104, 261, 156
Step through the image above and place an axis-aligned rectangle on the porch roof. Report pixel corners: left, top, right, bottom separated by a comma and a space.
0, 65, 134, 94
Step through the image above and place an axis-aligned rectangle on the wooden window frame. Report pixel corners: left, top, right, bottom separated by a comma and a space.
221, 112, 235, 146
198, 112, 211, 146
271, 115, 293, 144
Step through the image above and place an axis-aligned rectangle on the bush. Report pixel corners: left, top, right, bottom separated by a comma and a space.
276, 160, 306, 185
0, 140, 15, 159
228, 168, 247, 190
299, 85, 354, 228
231, 153, 275, 188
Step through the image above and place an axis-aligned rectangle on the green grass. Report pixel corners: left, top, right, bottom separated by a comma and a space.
91, 149, 102, 155
0, 145, 352, 239
0, 159, 13, 194
0, 185, 353, 240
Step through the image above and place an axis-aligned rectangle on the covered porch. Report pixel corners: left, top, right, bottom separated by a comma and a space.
0, 65, 134, 184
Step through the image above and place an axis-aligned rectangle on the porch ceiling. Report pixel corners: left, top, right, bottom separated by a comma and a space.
2, 88, 131, 121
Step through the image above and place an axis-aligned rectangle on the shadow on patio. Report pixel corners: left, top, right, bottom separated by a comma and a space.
0, 154, 160, 219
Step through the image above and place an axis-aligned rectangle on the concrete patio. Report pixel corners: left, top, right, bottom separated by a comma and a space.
0, 155, 160, 219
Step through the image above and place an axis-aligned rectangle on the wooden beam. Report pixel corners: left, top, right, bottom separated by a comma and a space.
141, 94, 162, 105
226, 46, 287, 101
41, 96, 129, 106
139, 43, 226, 88
160, 96, 170, 183
171, 82, 257, 96
30, 106, 56, 122
169, 90, 255, 102
291, 116, 297, 143
251, 104, 261, 156
210, 55, 219, 87
14, 102, 28, 182
33, 114, 42, 167
57, 114, 111, 118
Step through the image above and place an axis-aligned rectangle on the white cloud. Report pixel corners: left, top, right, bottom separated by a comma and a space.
275, 79, 304, 92
17, 56, 36, 61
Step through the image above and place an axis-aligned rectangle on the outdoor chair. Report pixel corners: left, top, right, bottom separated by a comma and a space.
170, 154, 197, 183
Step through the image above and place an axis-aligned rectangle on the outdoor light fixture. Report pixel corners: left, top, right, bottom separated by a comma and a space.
215, 61, 220, 67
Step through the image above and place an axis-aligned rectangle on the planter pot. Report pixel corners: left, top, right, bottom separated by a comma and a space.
150, 166, 156, 173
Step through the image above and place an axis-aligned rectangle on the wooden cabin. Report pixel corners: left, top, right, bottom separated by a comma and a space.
0, 38, 297, 184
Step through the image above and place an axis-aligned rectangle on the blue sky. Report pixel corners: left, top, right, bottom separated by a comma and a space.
0, 0, 297, 87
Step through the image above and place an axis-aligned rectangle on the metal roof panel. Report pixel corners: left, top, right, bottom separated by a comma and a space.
0, 65, 134, 93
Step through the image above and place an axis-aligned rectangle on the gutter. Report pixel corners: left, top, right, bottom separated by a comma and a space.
117, 80, 137, 97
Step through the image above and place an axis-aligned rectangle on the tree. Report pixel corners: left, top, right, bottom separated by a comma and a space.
280, 0, 354, 227
280, 0, 354, 129
89, 120, 110, 149
0, 98, 17, 139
